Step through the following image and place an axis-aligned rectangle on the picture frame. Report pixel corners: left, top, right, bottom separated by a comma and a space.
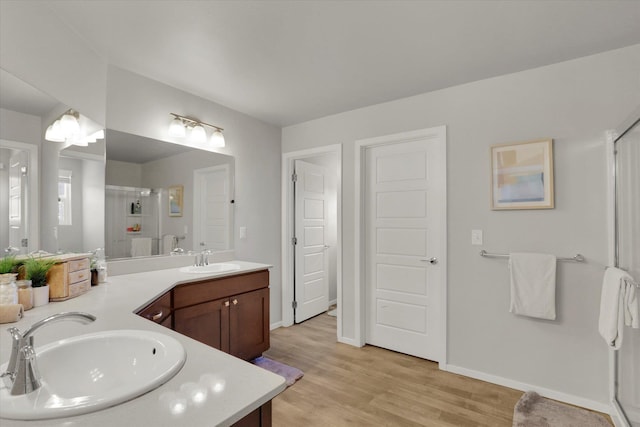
168, 185, 184, 217
490, 138, 554, 210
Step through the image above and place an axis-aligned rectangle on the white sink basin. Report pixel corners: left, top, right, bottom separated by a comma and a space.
0, 329, 186, 420
179, 263, 241, 274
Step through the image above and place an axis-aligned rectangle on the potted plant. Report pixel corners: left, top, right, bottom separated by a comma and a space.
23, 257, 56, 307
0, 254, 17, 274
0, 255, 18, 305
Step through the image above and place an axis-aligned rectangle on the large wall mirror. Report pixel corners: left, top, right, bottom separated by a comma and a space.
0, 68, 235, 260
104, 130, 234, 260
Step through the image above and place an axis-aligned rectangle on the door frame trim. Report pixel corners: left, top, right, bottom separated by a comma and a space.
281, 144, 342, 335
354, 126, 447, 366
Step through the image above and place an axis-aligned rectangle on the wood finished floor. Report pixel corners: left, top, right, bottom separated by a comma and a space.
265, 313, 523, 426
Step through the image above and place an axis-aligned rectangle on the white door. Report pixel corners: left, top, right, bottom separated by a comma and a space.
364, 134, 445, 361
294, 160, 329, 323
194, 165, 230, 251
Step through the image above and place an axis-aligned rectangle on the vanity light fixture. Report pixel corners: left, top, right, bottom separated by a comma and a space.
169, 113, 225, 148
44, 109, 105, 146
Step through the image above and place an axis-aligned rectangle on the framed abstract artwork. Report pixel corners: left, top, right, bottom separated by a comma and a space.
168, 185, 184, 217
490, 139, 554, 210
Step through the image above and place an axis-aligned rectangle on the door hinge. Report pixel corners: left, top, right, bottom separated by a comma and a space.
292, 301, 298, 310
291, 173, 298, 182
291, 237, 297, 245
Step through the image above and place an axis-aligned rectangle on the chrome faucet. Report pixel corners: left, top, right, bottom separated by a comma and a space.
194, 249, 211, 267
1, 312, 96, 395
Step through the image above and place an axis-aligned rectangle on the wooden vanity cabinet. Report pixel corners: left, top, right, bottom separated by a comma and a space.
229, 287, 269, 360
173, 297, 230, 353
173, 270, 270, 361
136, 269, 272, 427
137, 270, 270, 361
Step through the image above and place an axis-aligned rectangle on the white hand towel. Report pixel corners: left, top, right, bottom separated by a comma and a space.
509, 253, 557, 320
131, 237, 152, 257
599, 267, 639, 349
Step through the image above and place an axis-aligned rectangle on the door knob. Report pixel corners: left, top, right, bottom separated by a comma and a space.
429, 257, 438, 265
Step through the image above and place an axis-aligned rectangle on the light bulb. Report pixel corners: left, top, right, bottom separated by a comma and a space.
209, 129, 225, 148
45, 120, 65, 142
169, 117, 186, 137
59, 112, 80, 136
190, 124, 207, 143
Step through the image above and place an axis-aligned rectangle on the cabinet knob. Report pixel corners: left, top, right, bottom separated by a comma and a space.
232, 299, 238, 305
149, 311, 163, 321
224, 301, 230, 307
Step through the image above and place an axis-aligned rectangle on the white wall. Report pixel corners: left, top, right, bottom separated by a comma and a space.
282, 45, 640, 407
106, 160, 143, 188
82, 158, 106, 252
0, 2, 107, 125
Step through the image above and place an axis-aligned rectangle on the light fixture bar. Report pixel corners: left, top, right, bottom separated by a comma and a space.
170, 113, 224, 132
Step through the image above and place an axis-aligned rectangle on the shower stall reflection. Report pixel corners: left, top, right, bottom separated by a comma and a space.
105, 185, 161, 259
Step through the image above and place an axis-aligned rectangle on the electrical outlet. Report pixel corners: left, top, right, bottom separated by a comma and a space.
471, 229, 483, 245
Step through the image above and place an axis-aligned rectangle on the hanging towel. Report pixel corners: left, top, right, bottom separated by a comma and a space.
598, 267, 639, 349
163, 234, 176, 254
509, 253, 557, 320
131, 237, 152, 257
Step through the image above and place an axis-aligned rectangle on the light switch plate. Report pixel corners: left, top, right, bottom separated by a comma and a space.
239, 226, 247, 239
471, 229, 483, 245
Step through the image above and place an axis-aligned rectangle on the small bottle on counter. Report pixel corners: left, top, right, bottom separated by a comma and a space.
16, 280, 33, 310
0, 273, 18, 305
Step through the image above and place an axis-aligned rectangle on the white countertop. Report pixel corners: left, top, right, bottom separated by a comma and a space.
0, 261, 286, 426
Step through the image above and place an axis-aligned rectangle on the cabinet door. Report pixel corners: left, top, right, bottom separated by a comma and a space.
229, 288, 269, 360
174, 298, 230, 353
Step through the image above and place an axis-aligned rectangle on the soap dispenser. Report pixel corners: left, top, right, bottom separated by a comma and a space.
135, 199, 142, 214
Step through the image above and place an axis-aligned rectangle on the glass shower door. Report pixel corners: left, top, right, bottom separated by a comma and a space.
616, 118, 640, 426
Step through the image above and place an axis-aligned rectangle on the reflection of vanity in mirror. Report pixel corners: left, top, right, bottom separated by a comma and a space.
1, 68, 235, 260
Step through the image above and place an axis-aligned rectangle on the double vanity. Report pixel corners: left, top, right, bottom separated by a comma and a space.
0, 261, 285, 426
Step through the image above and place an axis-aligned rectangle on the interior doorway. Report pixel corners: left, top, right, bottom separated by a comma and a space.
282, 145, 341, 335
354, 126, 447, 365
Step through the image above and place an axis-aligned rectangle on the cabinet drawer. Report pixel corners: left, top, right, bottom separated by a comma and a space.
68, 268, 90, 284
138, 292, 172, 325
68, 258, 90, 272
68, 279, 91, 298
50, 278, 91, 301
174, 270, 269, 309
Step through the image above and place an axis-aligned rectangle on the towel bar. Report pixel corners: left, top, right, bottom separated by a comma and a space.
479, 250, 585, 262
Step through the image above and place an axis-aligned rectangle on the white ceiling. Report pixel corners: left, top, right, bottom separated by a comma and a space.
13, 1, 640, 126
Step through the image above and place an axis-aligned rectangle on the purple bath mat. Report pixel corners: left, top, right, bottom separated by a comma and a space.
252, 356, 303, 386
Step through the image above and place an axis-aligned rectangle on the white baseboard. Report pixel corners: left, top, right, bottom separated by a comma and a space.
611, 398, 633, 427
329, 299, 337, 307
443, 364, 611, 415
270, 321, 282, 331
337, 336, 359, 346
